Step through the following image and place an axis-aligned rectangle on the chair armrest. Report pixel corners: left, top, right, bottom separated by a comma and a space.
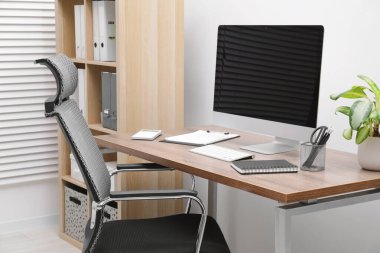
110, 163, 174, 176
109, 189, 197, 199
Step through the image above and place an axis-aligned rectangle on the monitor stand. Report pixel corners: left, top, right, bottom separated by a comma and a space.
240, 137, 299, 155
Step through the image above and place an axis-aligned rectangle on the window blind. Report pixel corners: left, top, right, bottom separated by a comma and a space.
0, 0, 57, 184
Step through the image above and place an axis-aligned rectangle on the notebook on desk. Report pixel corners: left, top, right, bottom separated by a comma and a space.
231, 159, 298, 175
163, 130, 239, 146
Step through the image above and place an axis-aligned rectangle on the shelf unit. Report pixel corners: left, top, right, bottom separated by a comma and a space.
55, 0, 184, 249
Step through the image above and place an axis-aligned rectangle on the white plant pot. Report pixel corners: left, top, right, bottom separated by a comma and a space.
358, 137, 380, 171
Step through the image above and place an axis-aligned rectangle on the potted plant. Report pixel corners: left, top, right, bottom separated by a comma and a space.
330, 75, 380, 171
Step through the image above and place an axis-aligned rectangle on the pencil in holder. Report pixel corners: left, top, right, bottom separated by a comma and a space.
300, 142, 326, 171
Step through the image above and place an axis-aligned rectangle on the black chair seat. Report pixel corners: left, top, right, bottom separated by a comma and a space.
90, 214, 230, 253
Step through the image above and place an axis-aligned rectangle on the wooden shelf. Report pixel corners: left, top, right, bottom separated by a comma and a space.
71, 58, 86, 64
89, 124, 117, 135
62, 175, 87, 190
87, 60, 117, 68
71, 58, 116, 68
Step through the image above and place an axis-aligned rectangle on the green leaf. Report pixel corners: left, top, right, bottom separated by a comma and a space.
335, 106, 351, 116
330, 86, 368, 100
349, 100, 373, 130
343, 128, 353, 140
374, 94, 380, 121
370, 108, 378, 120
356, 124, 370, 144
358, 75, 380, 96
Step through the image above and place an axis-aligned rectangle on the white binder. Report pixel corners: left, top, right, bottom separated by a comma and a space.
92, 1, 100, 61
71, 76, 79, 104
98, 1, 116, 61
79, 5, 85, 59
70, 69, 85, 118
74, 5, 82, 59
78, 69, 87, 118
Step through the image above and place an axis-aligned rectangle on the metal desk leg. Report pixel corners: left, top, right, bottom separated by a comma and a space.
275, 206, 292, 253
208, 180, 218, 218
275, 189, 380, 253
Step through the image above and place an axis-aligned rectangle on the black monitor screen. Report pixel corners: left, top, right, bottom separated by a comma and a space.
213, 25, 324, 128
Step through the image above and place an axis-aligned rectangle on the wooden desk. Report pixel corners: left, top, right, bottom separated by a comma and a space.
95, 125, 380, 204
95, 125, 380, 253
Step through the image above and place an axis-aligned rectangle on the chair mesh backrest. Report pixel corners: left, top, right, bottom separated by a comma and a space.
38, 54, 111, 202
55, 100, 111, 201
45, 54, 78, 103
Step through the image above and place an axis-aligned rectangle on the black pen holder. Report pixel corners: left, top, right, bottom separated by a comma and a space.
300, 142, 326, 171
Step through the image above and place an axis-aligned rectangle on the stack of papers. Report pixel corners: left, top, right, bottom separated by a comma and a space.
164, 130, 239, 146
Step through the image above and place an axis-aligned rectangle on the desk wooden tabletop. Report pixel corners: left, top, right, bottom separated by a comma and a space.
95, 125, 380, 203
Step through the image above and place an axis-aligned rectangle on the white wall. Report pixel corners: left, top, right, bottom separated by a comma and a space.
184, 0, 380, 252
0, 178, 58, 232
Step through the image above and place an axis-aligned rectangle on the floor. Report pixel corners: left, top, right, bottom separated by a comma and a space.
0, 226, 80, 253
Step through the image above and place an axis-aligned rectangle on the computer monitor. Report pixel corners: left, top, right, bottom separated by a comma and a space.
213, 25, 324, 154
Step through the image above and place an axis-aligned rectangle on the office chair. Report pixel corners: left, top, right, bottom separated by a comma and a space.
36, 54, 230, 253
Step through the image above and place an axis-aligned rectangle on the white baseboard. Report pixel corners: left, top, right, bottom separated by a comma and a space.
0, 214, 59, 234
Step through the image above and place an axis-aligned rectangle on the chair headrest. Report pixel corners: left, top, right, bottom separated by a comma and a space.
35, 54, 78, 113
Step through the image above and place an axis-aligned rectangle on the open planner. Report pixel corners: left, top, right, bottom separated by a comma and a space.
163, 130, 239, 146
231, 160, 298, 174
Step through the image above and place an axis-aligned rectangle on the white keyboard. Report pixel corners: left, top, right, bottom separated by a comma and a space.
190, 145, 253, 162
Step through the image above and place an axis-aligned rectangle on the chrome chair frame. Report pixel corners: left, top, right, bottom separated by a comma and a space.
36, 54, 208, 253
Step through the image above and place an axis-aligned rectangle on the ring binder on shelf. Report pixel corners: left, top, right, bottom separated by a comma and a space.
93, 0, 116, 61
92, 1, 100, 60
74, 5, 85, 59
74, 5, 81, 59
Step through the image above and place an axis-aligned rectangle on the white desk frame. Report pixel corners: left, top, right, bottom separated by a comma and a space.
208, 183, 380, 253
275, 189, 380, 253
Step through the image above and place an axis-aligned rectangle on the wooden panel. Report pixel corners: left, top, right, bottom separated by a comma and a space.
103, 152, 117, 162
58, 130, 70, 236
89, 123, 117, 135
71, 58, 86, 64
72, 61, 85, 69
156, 0, 184, 214
60, 232, 83, 250
95, 125, 380, 204
157, 0, 184, 130
58, 130, 71, 177
87, 60, 117, 68
62, 175, 86, 189
117, 0, 183, 132
117, 0, 184, 219
56, 0, 83, 56
56, 0, 81, 245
